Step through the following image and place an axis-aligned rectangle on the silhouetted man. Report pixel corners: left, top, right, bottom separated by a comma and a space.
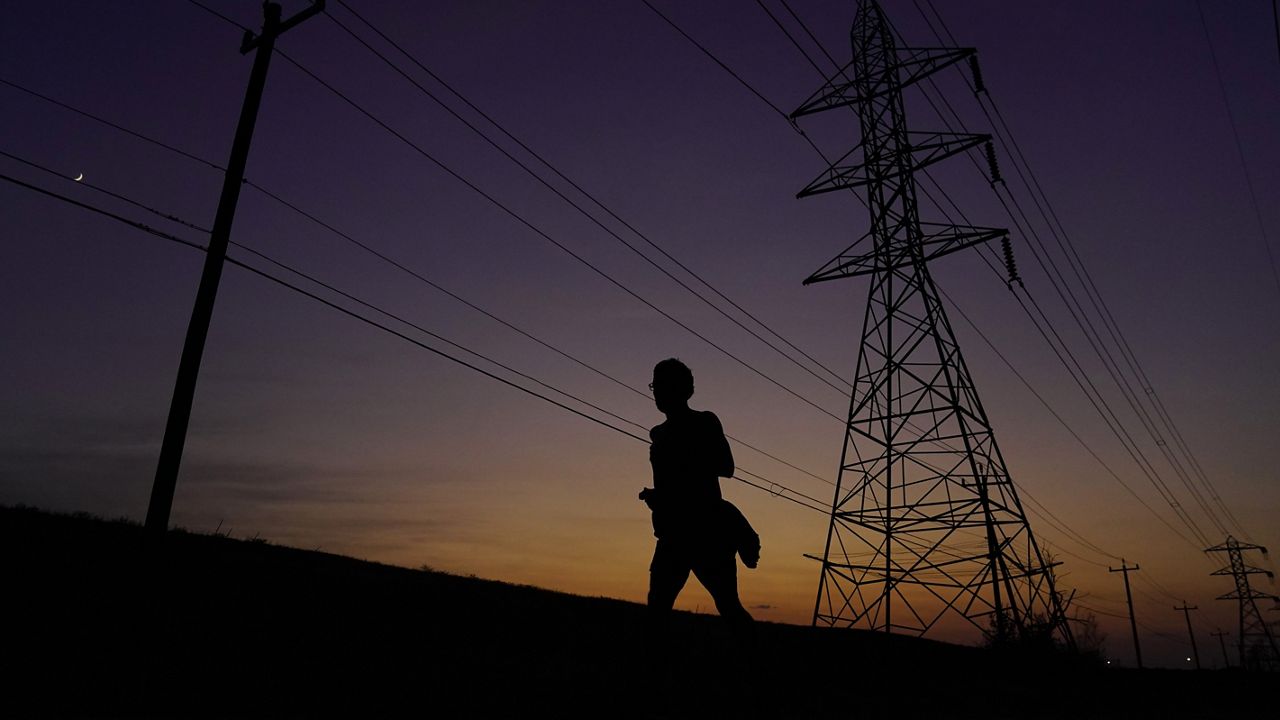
640, 358, 753, 630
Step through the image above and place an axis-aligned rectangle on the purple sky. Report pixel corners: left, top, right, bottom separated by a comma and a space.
3, 1, 1278, 666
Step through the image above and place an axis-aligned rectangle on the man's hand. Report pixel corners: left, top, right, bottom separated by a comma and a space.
639, 487, 659, 510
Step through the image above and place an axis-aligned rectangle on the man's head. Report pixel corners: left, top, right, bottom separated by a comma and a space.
651, 358, 694, 415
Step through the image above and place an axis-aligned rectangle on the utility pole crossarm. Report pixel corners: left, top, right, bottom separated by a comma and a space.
241, 0, 326, 53
790, 46, 975, 118
796, 132, 991, 197
804, 224, 1007, 284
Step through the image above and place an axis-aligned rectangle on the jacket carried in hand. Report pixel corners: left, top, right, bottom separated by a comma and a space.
640, 487, 760, 569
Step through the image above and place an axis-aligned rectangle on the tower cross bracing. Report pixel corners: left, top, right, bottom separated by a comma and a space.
794, 0, 1069, 644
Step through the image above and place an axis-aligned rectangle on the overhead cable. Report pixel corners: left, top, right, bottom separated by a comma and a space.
3, 169, 830, 514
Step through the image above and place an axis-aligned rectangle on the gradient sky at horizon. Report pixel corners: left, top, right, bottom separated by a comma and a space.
3, 0, 1279, 668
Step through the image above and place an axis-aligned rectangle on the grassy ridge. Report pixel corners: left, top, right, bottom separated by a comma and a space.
3, 506, 1269, 718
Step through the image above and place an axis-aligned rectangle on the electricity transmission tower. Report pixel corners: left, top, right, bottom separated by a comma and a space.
793, 0, 1070, 645
1206, 537, 1279, 671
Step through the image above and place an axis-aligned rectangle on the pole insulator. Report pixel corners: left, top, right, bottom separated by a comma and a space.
984, 141, 1002, 185
1001, 235, 1021, 288
969, 55, 986, 94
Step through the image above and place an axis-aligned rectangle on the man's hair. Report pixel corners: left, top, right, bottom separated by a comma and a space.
653, 358, 694, 398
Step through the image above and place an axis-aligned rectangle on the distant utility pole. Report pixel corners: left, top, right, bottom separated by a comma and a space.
1205, 536, 1280, 671
1110, 560, 1143, 669
1211, 629, 1231, 668
145, 1, 325, 536
1174, 601, 1201, 669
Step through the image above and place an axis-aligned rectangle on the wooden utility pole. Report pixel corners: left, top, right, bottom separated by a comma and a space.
1211, 629, 1231, 668
1109, 559, 1143, 669
1174, 601, 1201, 669
145, 1, 325, 536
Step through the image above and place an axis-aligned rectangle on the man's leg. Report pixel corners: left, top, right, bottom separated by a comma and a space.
647, 539, 691, 654
647, 539, 691, 612
645, 540, 690, 703
692, 553, 754, 628
692, 552, 757, 714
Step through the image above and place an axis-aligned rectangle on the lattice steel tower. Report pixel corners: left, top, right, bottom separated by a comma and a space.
792, 0, 1069, 643
1206, 537, 1279, 671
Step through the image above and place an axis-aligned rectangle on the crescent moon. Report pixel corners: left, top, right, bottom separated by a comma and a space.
73, 173, 84, 182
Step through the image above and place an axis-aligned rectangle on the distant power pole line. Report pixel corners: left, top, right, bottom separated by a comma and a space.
1205, 536, 1280, 671
1211, 628, 1231, 668
1109, 560, 1143, 669
793, 0, 1069, 646
145, 1, 325, 536
1174, 601, 1201, 670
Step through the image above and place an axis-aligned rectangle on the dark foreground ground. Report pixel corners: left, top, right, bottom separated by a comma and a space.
4, 506, 1274, 719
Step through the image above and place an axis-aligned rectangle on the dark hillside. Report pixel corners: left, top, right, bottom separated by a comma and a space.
3, 506, 1271, 718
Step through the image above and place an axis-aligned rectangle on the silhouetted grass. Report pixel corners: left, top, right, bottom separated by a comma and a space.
3, 505, 1270, 718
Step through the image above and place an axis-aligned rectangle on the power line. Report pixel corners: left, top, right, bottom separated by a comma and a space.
1074, 603, 1133, 622
874, 4, 1224, 548
184, 0, 251, 32
1133, 617, 1185, 643
232, 265, 831, 516
0, 76, 839, 494
944, 287, 1205, 554
1137, 570, 1186, 605
3, 169, 831, 515
0, 148, 211, 234
986, 98, 1228, 542
235, 264, 834, 515
1009, 270, 1208, 551
0, 171, 205, 253
916, 0, 1255, 542
886, 67, 1214, 552
0, 77, 223, 172
1194, 0, 1280, 302
234, 247, 831, 515
0, 169, 642, 443
226, 255, 662, 441
1019, 490, 1118, 564
640, 0, 790, 118
330, 0, 851, 393
271, 48, 849, 426
1030, 530, 1110, 570
778, 0, 844, 70
323, 5, 848, 400
232, 243, 654, 437
113, 0, 862, 431
244, 179, 838, 489
755, 0, 829, 78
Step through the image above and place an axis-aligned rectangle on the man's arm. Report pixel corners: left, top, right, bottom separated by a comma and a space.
707, 412, 734, 478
